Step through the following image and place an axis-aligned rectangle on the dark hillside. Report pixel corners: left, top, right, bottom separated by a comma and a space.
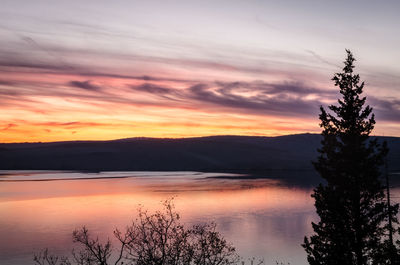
0, 134, 399, 181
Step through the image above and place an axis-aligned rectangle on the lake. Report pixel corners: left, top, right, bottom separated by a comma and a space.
1, 171, 397, 265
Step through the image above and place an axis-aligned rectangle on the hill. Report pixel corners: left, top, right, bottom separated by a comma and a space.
0, 134, 399, 181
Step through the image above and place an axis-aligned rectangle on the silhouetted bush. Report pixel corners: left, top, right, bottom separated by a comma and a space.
34, 199, 239, 265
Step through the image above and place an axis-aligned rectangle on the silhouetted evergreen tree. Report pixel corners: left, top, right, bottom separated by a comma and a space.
303, 50, 399, 265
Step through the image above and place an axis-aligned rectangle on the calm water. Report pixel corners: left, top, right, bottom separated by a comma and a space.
1, 171, 394, 265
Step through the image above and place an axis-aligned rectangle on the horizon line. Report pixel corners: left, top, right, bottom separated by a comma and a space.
1, 132, 397, 144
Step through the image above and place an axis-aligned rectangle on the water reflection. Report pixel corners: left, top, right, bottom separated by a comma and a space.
0, 171, 317, 265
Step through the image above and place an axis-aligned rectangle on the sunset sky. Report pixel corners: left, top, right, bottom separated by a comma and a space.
1, 0, 399, 142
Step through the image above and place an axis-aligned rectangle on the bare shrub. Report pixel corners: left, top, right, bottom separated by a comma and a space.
34, 199, 238, 265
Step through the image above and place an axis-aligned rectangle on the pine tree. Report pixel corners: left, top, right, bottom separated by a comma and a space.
303, 50, 399, 265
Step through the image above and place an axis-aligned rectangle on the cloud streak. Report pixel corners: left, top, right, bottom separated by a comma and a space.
128, 80, 337, 117
131, 83, 175, 95
36, 121, 105, 128
128, 80, 400, 121
1, 123, 17, 131
1, 68, 398, 123
69, 80, 101, 91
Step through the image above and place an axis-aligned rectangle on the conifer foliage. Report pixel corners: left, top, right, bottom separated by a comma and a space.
303, 50, 399, 265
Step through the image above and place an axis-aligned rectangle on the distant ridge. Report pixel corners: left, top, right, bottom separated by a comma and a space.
1, 134, 399, 181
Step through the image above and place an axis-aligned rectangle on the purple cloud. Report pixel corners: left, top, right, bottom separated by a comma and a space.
68, 80, 101, 91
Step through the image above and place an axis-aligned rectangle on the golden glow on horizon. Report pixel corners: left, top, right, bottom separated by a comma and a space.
0, 118, 320, 143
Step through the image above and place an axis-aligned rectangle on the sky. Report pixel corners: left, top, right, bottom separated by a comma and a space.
0, 0, 399, 142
